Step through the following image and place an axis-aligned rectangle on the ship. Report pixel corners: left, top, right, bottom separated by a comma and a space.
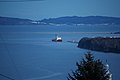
52, 35, 62, 42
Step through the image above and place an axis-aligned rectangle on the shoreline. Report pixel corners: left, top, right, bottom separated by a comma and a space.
0, 32, 114, 34
78, 37, 120, 53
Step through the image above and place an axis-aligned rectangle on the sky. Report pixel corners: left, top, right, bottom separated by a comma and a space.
0, 0, 120, 20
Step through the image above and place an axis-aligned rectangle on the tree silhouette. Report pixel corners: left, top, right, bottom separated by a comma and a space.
67, 52, 112, 80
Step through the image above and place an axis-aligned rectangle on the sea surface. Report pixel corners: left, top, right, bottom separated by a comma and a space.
0, 25, 120, 80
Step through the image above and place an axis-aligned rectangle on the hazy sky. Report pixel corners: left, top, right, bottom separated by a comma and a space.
0, 0, 120, 20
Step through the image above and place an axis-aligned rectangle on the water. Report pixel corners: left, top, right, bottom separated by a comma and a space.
0, 25, 120, 80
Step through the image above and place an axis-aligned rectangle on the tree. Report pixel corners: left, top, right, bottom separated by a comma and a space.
67, 52, 112, 80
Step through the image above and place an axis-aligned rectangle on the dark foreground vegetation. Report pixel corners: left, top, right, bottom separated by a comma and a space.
67, 52, 112, 80
78, 37, 120, 53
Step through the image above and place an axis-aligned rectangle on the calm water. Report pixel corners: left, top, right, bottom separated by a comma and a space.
0, 25, 120, 80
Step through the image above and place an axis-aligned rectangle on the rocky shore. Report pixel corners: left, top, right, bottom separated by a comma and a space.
78, 37, 120, 53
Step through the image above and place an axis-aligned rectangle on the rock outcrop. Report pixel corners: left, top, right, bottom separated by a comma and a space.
78, 37, 120, 53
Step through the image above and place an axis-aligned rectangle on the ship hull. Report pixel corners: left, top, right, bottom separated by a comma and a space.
52, 39, 62, 42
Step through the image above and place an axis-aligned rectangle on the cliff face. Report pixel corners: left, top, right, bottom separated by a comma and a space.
78, 37, 120, 53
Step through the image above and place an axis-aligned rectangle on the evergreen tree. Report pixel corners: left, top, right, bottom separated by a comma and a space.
67, 52, 111, 80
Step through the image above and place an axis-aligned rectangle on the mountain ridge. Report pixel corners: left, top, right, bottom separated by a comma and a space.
40, 16, 120, 25
0, 16, 33, 25
0, 16, 120, 25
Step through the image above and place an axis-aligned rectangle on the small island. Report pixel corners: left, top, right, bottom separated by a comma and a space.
78, 37, 120, 53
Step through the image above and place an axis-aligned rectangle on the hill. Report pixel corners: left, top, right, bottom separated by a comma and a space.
0, 16, 33, 25
40, 16, 120, 25
0, 16, 120, 25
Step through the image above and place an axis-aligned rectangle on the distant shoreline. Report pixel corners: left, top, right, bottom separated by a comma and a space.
1, 16, 120, 25
0, 32, 115, 34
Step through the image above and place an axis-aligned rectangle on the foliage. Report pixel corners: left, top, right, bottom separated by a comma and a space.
67, 52, 111, 80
